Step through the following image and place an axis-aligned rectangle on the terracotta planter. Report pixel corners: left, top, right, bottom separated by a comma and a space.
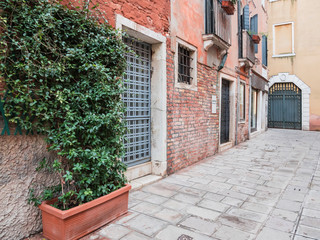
221, 1, 235, 15
39, 184, 131, 240
251, 35, 261, 44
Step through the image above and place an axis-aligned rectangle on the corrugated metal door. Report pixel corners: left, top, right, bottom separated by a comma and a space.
220, 80, 230, 144
123, 38, 151, 167
268, 83, 302, 130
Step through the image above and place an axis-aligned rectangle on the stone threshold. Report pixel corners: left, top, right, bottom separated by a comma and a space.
129, 174, 163, 191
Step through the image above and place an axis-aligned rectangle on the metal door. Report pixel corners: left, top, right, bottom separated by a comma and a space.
268, 83, 302, 130
220, 80, 230, 144
123, 38, 151, 167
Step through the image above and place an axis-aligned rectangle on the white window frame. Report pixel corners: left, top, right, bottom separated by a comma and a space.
239, 81, 246, 122
175, 38, 198, 91
272, 22, 295, 58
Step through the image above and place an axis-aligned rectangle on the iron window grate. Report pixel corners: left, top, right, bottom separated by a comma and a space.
122, 37, 151, 167
178, 45, 193, 85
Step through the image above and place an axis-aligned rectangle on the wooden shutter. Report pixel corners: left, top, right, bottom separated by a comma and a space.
262, 35, 268, 66
243, 5, 250, 30
250, 14, 258, 53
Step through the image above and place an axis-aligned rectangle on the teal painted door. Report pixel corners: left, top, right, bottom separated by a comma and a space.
268, 83, 302, 130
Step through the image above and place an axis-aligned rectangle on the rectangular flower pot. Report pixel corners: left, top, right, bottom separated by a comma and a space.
251, 34, 261, 44
39, 184, 131, 240
221, 1, 235, 15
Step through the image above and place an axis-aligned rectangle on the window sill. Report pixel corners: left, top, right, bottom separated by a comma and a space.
238, 120, 246, 124
175, 82, 198, 91
272, 53, 296, 58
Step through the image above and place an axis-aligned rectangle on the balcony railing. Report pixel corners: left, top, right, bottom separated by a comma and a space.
203, 0, 231, 51
213, 0, 231, 44
241, 30, 255, 64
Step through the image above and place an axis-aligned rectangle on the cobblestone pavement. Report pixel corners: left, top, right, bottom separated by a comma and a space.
31, 129, 320, 240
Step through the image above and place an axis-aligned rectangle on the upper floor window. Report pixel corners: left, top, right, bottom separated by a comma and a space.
204, 0, 231, 45
205, 0, 214, 34
250, 14, 258, 53
273, 22, 295, 57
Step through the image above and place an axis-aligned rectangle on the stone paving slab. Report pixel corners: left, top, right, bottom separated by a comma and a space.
27, 129, 320, 240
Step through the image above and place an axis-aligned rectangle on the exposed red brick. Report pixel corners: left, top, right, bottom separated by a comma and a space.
166, 50, 219, 174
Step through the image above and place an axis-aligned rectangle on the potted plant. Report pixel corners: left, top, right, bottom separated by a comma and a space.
221, 0, 237, 15
0, 0, 130, 239
251, 34, 261, 44
247, 30, 261, 44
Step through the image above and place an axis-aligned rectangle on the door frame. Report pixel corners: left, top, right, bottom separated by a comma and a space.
116, 15, 167, 180
218, 73, 236, 151
269, 73, 311, 130
220, 79, 230, 144
268, 82, 302, 129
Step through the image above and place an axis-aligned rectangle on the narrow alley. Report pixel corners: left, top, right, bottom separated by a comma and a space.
80, 129, 320, 240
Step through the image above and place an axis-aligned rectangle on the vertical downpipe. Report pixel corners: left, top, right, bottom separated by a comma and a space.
235, 76, 239, 146
237, 0, 242, 59
249, 69, 252, 138
235, 0, 241, 145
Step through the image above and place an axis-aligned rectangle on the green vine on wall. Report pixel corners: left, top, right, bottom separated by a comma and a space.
0, 0, 128, 209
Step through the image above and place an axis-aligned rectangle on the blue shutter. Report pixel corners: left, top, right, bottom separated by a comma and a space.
250, 14, 258, 34
250, 14, 258, 53
243, 5, 250, 30
262, 35, 268, 66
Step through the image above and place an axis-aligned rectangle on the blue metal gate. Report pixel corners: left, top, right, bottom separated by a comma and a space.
268, 83, 302, 130
122, 38, 151, 167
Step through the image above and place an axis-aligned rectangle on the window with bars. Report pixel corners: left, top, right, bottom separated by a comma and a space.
178, 45, 193, 85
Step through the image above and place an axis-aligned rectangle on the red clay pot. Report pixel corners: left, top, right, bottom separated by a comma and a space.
39, 184, 131, 240
221, 1, 235, 15
251, 35, 261, 44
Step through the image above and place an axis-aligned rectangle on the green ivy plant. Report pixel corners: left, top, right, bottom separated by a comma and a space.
0, 0, 128, 210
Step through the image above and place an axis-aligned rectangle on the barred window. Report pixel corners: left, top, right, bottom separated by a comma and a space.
178, 45, 193, 85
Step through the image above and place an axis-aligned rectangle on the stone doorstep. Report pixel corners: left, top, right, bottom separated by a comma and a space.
129, 174, 163, 191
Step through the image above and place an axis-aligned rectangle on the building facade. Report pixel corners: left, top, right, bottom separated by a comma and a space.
167, 0, 268, 173
268, 0, 320, 131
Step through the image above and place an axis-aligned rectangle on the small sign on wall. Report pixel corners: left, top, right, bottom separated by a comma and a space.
212, 95, 217, 114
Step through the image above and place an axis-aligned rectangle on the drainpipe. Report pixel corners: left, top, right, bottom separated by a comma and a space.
217, 71, 221, 150
235, 76, 240, 145
237, 0, 242, 59
235, 0, 241, 145
248, 69, 252, 138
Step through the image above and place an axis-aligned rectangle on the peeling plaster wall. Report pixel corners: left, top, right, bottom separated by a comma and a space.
0, 135, 57, 240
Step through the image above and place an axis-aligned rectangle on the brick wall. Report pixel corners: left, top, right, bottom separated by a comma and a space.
65, 0, 170, 35
167, 51, 219, 174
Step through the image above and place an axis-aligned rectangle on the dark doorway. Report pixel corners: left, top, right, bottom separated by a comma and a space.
220, 80, 230, 144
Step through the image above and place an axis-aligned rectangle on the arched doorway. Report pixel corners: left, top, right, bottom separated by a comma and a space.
268, 82, 302, 129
